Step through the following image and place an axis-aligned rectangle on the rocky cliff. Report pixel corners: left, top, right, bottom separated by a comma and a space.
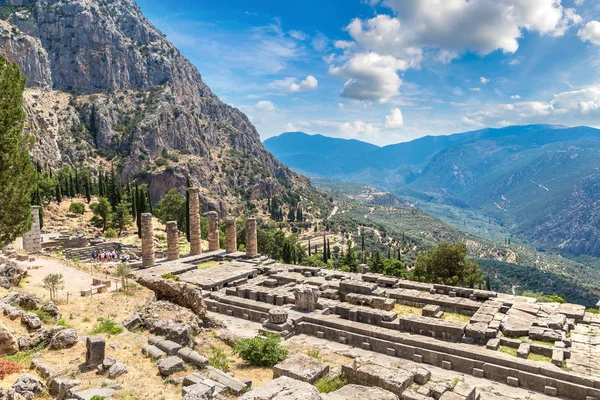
0, 0, 319, 215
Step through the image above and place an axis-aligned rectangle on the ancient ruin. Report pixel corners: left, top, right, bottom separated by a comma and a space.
22, 206, 42, 254
206, 211, 220, 252
188, 188, 202, 256
246, 218, 258, 257
225, 217, 236, 253
166, 221, 180, 261
141, 213, 155, 268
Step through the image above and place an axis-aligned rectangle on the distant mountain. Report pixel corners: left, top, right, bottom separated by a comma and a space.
265, 125, 600, 256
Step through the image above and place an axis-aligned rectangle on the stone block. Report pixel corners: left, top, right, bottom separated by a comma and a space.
329, 384, 399, 400
517, 343, 530, 359
486, 338, 500, 350
442, 361, 452, 370
414, 368, 431, 385
142, 345, 166, 360
157, 356, 185, 376
545, 386, 558, 396
552, 349, 564, 367
413, 354, 423, 363
155, 339, 182, 356
269, 308, 288, 324
422, 305, 441, 317
507, 376, 519, 387
273, 353, 329, 383
386, 347, 396, 356
454, 382, 475, 400
473, 368, 484, 378
342, 363, 414, 396
238, 376, 320, 400
182, 382, 215, 399
85, 336, 105, 368
294, 286, 319, 311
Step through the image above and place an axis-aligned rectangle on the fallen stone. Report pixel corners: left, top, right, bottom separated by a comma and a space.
108, 362, 128, 379
49, 329, 78, 350
154, 338, 182, 355
0, 320, 18, 355
182, 382, 215, 400
342, 362, 414, 396
414, 368, 431, 385
121, 313, 143, 331
71, 388, 115, 400
178, 347, 208, 368
102, 356, 116, 370
273, 353, 329, 383
21, 313, 42, 330
85, 336, 105, 368
269, 307, 288, 324
157, 356, 185, 376
205, 366, 249, 395
454, 382, 475, 400
327, 384, 399, 400
41, 301, 61, 320
11, 374, 45, 396
517, 343, 530, 359
238, 376, 321, 400
142, 344, 166, 360
49, 377, 80, 398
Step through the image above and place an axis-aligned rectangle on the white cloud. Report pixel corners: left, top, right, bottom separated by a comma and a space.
255, 100, 276, 112
463, 85, 600, 127
329, 52, 407, 103
312, 32, 329, 52
289, 76, 319, 93
578, 21, 600, 45
339, 121, 380, 138
511, 95, 521, 99
338, 103, 345, 109
470, 87, 481, 92
289, 30, 307, 40
342, 0, 581, 69
480, 77, 490, 84
384, 108, 404, 129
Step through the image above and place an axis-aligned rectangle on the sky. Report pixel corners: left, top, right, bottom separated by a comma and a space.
136, 0, 600, 146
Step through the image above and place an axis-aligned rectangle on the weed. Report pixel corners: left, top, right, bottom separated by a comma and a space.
499, 346, 518, 357
90, 318, 124, 335
30, 309, 55, 324
82, 316, 91, 323
314, 375, 346, 393
451, 377, 464, 388
306, 349, 322, 360
208, 346, 232, 372
57, 319, 74, 329
5, 342, 46, 365
161, 273, 180, 281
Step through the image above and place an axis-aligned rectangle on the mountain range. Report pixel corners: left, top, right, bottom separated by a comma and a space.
264, 126, 600, 257
0, 0, 320, 216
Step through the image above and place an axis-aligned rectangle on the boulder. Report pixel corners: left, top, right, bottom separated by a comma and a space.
0, 261, 27, 289
11, 374, 44, 397
121, 313, 143, 330
102, 356, 116, 370
238, 376, 321, 400
136, 275, 207, 318
18, 326, 65, 351
49, 329, 78, 350
85, 336, 105, 368
0, 321, 18, 355
21, 313, 42, 331
273, 353, 329, 383
40, 302, 61, 320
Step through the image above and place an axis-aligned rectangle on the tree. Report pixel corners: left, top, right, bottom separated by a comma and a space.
156, 189, 186, 230
369, 249, 385, 274
90, 197, 112, 232
414, 242, 484, 288
112, 200, 133, 236
84, 176, 91, 203
42, 273, 64, 302
296, 206, 303, 222
115, 262, 132, 291
341, 240, 359, 272
287, 207, 295, 222
322, 235, 327, 263
0, 56, 36, 248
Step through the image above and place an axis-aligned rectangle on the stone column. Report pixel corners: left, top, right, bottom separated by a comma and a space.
187, 188, 202, 256
225, 217, 237, 253
294, 286, 319, 311
207, 211, 220, 251
166, 221, 179, 261
22, 206, 42, 253
141, 213, 154, 268
245, 218, 258, 257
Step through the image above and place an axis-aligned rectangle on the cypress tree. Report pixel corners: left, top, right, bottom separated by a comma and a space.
84, 177, 91, 203
185, 175, 191, 242
55, 182, 62, 204
98, 170, 104, 198
322, 235, 327, 263
75, 169, 80, 195
327, 239, 331, 261
361, 234, 365, 252
308, 239, 311, 256
0, 56, 36, 247
388, 247, 391, 259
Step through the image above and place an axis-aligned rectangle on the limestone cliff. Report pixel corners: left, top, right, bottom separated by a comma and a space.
0, 0, 321, 215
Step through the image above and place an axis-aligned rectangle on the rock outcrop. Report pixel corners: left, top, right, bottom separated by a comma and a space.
0, 0, 318, 213
137, 275, 206, 318
0, 259, 27, 289
0, 321, 19, 355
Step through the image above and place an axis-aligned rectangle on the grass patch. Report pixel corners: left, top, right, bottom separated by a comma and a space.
5, 342, 46, 365
30, 309, 55, 324
197, 261, 222, 270
306, 349, 322, 360
314, 375, 346, 393
499, 346, 518, 357
393, 304, 422, 317
441, 312, 471, 324
90, 318, 124, 335
528, 353, 552, 363
451, 377, 464, 388
161, 273, 180, 281
531, 339, 554, 347
586, 308, 599, 314
57, 319, 74, 329
208, 346, 233, 372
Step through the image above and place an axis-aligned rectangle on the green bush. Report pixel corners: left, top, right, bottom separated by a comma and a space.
57, 319, 74, 329
233, 333, 288, 367
90, 318, 124, 335
69, 202, 85, 215
208, 346, 232, 372
155, 157, 169, 167
314, 375, 346, 393
104, 228, 117, 239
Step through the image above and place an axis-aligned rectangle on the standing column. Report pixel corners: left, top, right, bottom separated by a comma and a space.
245, 218, 258, 257
207, 211, 220, 251
166, 221, 179, 261
187, 188, 202, 256
141, 213, 155, 268
23, 206, 42, 253
225, 217, 237, 253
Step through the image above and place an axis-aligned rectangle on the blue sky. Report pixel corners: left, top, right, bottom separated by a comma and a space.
137, 0, 600, 145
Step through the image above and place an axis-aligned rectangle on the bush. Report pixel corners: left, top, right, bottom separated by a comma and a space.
208, 346, 232, 372
233, 333, 287, 367
90, 318, 124, 335
314, 375, 346, 393
586, 308, 599, 314
104, 228, 117, 239
0, 358, 24, 379
69, 202, 85, 215
155, 157, 169, 167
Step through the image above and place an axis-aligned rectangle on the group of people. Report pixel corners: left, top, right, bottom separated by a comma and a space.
91, 249, 129, 263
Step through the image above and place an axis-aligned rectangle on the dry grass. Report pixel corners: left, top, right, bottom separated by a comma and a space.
528, 353, 552, 363
393, 304, 422, 317
197, 261, 223, 270
441, 311, 471, 323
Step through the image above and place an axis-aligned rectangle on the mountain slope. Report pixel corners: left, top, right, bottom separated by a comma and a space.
266, 125, 600, 257
0, 0, 323, 215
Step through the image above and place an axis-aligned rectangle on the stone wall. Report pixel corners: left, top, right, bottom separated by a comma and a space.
22, 206, 42, 254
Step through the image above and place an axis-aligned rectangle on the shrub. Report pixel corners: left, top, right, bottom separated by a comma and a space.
208, 346, 232, 372
314, 375, 346, 393
233, 333, 288, 367
57, 319, 74, 329
31, 309, 54, 324
90, 318, 124, 335
0, 358, 23, 379
155, 157, 169, 167
104, 228, 117, 239
69, 202, 85, 215
586, 308, 599, 314
306, 349, 321, 360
